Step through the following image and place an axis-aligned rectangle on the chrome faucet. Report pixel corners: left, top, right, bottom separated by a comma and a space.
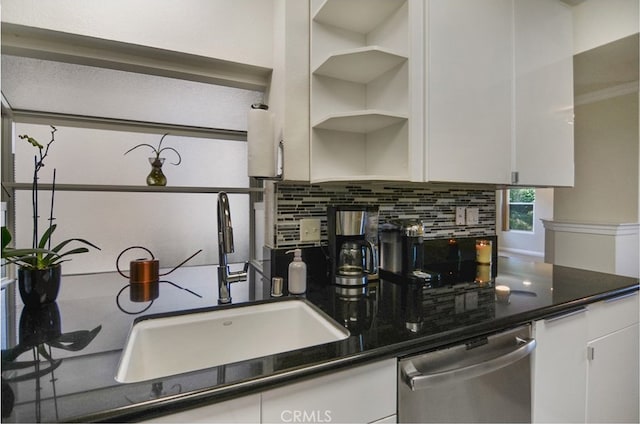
217, 192, 248, 304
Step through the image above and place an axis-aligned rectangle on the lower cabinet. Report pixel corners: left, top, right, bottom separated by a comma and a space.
532, 307, 588, 423
144, 358, 397, 423
261, 358, 397, 423
533, 291, 640, 423
148, 393, 261, 423
585, 294, 640, 423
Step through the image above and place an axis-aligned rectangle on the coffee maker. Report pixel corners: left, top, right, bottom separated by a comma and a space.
379, 219, 435, 284
327, 205, 378, 286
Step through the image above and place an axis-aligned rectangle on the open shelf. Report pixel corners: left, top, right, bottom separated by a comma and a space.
313, 47, 407, 84
313, 0, 406, 34
4, 183, 258, 194
313, 110, 407, 133
310, 0, 412, 183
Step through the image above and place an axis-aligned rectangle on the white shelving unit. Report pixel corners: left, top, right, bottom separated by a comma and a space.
310, 0, 416, 182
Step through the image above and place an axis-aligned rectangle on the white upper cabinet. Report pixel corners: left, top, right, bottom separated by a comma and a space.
269, 0, 311, 181
513, 0, 574, 186
309, 0, 424, 183
426, 0, 513, 184
307, 0, 573, 186
426, 0, 574, 186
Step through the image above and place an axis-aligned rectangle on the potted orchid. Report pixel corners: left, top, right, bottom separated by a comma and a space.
1, 126, 100, 307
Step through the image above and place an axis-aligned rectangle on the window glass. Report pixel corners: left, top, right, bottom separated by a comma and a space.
508, 188, 535, 232
1, 55, 263, 130
12, 123, 250, 274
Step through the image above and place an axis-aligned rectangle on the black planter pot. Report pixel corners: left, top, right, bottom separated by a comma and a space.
18, 265, 62, 308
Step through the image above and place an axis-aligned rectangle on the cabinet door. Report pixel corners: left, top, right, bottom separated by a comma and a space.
426, 0, 512, 184
145, 393, 261, 423
513, 0, 574, 186
586, 323, 640, 423
261, 358, 397, 423
270, 0, 310, 181
585, 292, 640, 423
532, 309, 588, 423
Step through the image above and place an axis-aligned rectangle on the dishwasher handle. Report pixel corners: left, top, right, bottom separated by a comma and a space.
401, 337, 536, 391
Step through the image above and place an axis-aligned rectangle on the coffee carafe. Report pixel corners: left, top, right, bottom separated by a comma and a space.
336, 240, 376, 285
327, 205, 379, 286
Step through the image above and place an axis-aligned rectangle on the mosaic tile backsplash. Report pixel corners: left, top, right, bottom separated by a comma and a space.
274, 182, 496, 249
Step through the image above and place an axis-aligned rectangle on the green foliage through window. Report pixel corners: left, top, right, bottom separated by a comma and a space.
508, 188, 535, 232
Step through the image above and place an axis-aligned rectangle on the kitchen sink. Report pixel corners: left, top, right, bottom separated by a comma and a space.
115, 298, 350, 383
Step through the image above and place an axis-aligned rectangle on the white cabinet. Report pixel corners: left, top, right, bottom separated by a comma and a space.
309, 0, 423, 183
533, 291, 640, 423
585, 293, 640, 423
426, 0, 513, 184
262, 358, 397, 423
532, 308, 588, 423
146, 358, 397, 423
269, 0, 311, 181
308, 0, 573, 186
513, 0, 574, 186
426, 0, 574, 186
144, 393, 261, 423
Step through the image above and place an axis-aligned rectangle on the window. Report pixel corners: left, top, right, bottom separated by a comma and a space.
503, 188, 535, 232
2, 56, 264, 275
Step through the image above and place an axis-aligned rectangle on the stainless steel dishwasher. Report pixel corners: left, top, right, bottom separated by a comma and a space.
398, 325, 536, 423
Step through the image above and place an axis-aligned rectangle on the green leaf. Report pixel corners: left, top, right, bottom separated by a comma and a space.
38, 224, 57, 249
1, 226, 12, 251
47, 237, 100, 258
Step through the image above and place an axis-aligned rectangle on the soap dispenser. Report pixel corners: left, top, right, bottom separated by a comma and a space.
286, 248, 307, 294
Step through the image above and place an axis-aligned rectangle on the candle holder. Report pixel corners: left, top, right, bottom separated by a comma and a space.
475, 239, 493, 264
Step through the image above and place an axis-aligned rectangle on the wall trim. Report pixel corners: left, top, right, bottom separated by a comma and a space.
574, 81, 639, 106
498, 247, 545, 259
542, 220, 640, 236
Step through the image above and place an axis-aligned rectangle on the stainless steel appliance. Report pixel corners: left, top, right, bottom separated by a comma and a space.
379, 219, 432, 283
327, 206, 378, 286
398, 325, 536, 423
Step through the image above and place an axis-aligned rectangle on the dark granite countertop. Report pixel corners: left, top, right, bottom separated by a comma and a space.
1, 258, 638, 423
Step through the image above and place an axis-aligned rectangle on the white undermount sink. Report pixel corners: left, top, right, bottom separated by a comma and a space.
115, 298, 350, 383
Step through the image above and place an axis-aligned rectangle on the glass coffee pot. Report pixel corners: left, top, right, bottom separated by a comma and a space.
336, 240, 377, 286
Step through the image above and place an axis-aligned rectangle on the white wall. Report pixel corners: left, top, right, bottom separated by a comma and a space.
1, 0, 274, 68
555, 92, 639, 223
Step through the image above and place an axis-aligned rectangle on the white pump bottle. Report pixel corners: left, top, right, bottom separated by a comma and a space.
286, 248, 307, 294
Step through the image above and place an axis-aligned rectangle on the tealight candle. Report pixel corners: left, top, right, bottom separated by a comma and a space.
495, 285, 511, 303
476, 239, 493, 264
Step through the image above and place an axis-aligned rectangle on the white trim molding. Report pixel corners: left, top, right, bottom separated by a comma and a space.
541, 220, 640, 237
574, 81, 639, 106
543, 220, 639, 277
